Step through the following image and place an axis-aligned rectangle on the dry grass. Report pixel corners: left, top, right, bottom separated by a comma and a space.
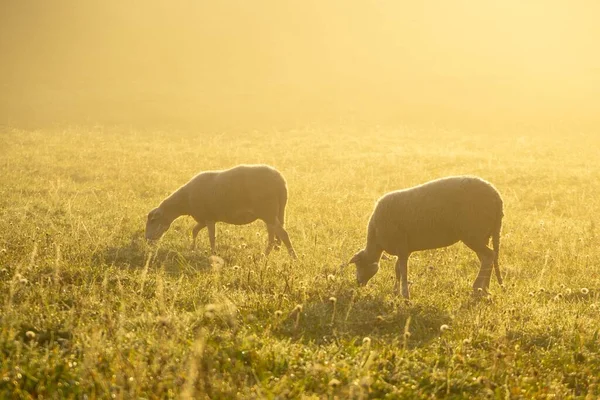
1, 125, 600, 398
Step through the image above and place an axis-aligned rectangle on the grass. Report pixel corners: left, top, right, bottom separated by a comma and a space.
1, 125, 600, 398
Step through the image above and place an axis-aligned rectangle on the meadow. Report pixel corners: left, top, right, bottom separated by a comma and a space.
1, 125, 600, 399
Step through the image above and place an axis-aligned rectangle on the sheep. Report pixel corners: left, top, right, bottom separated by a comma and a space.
145, 164, 297, 258
345, 176, 503, 299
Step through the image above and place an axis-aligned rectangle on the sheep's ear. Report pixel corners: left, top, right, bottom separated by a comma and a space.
148, 208, 163, 221
348, 252, 361, 265
340, 251, 362, 271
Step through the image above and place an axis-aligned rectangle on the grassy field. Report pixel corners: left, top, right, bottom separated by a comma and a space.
1, 125, 600, 399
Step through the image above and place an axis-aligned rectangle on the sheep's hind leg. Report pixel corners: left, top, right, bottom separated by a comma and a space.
191, 222, 206, 250
268, 219, 297, 259
394, 254, 410, 299
265, 223, 277, 255
265, 223, 280, 255
206, 221, 217, 254
464, 241, 495, 293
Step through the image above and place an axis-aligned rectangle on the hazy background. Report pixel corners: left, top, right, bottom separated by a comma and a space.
1, 0, 599, 130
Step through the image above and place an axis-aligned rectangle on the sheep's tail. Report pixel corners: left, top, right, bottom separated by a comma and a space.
274, 178, 288, 246
278, 183, 288, 228
492, 206, 503, 285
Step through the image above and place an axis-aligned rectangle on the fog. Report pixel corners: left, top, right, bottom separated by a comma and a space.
1, 0, 599, 130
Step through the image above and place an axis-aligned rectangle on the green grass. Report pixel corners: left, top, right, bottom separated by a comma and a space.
1, 125, 600, 399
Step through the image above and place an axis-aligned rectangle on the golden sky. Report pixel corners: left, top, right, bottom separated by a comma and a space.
1, 0, 599, 128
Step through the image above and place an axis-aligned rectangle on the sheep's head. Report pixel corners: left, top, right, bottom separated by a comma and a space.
145, 207, 173, 242
348, 250, 380, 286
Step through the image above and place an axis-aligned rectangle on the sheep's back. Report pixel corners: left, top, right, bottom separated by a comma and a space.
371, 176, 502, 253
187, 165, 287, 220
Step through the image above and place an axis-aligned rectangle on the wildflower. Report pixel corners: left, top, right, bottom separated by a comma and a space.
463, 338, 471, 345
329, 297, 337, 304
25, 331, 36, 339
327, 274, 336, 282
440, 324, 450, 333
581, 288, 589, 295
360, 376, 373, 388
565, 288, 572, 295
376, 315, 385, 322
528, 292, 535, 297
293, 304, 303, 312
362, 337, 371, 345
328, 378, 341, 387
209, 255, 224, 269
232, 265, 241, 271
404, 331, 411, 339
274, 310, 283, 317
205, 304, 217, 312
539, 288, 546, 293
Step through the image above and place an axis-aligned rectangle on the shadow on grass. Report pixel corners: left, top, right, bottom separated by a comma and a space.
92, 232, 214, 275
273, 289, 453, 347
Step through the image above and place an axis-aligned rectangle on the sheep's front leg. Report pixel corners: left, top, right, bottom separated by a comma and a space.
394, 254, 410, 299
191, 222, 206, 250
206, 221, 216, 254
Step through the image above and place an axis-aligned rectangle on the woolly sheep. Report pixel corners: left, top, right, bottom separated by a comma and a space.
145, 164, 297, 258
346, 176, 503, 298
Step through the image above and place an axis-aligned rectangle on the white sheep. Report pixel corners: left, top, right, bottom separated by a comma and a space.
346, 176, 503, 298
145, 164, 297, 258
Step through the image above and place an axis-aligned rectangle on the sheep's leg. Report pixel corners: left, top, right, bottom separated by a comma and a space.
191, 222, 206, 250
265, 223, 280, 255
270, 223, 282, 247
466, 244, 495, 292
394, 254, 410, 299
269, 220, 297, 259
265, 224, 275, 256
206, 221, 217, 254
